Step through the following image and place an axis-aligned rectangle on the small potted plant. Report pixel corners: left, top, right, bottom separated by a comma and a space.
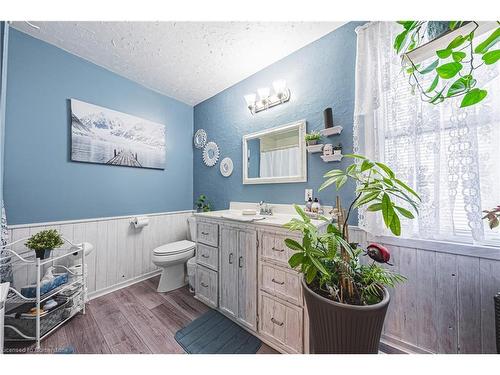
195, 194, 212, 213
284, 154, 420, 353
25, 229, 64, 260
305, 131, 321, 146
332, 143, 342, 155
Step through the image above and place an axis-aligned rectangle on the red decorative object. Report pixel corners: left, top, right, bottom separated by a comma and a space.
366, 243, 392, 265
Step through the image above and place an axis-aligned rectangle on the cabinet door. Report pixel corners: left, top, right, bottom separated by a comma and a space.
195, 265, 218, 308
219, 226, 238, 318
260, 232, 297, 267
237, 229, 257, 331
260, 262, 302, 306
259, 291, 303, 353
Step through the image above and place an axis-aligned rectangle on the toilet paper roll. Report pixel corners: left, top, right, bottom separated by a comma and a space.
132, 216, 149, 229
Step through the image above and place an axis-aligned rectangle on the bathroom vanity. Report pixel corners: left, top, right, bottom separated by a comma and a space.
193, 203, 329, 354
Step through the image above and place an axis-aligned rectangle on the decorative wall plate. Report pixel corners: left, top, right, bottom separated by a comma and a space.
203, 142, 220, 167
220, 157, 233, 177
193, 129, 207, 149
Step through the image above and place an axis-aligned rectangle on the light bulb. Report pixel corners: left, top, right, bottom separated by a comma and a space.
272, 79, 287, 95
257, 87, 270, 101
244, 94, 256, 107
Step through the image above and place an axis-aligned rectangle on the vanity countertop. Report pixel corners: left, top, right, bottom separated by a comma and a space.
193, 209, 330, 229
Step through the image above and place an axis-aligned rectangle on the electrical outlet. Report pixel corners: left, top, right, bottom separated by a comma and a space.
305, 189, 313, 201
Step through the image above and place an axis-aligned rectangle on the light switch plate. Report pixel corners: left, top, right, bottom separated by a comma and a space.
305, 189, 313, 201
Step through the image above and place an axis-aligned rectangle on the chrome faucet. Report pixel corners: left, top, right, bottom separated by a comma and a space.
259, 201, 273, 216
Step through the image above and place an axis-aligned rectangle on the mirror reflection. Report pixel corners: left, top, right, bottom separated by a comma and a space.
247, 129, 300, 178
243, 120, 307, 184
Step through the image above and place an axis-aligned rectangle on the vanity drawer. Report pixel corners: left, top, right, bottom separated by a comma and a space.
260, 233, 296, 267
260, 263, 302, 306
195, 265, 218, 308
196, 243, 218, 271
259, 291, 303, 353
197, 222, 219, 247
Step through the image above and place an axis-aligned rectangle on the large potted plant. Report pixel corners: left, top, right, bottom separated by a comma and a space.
284, 154, 420, 353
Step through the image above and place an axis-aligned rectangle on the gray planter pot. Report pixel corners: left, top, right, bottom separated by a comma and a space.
302, 278, 390, 354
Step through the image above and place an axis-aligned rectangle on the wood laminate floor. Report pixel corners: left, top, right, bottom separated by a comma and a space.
4, 275, 278, 354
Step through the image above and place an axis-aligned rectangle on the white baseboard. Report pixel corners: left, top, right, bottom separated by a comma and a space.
380, 334, 434, 354
88, 270, 162, 300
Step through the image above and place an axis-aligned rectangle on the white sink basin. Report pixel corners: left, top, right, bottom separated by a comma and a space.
194, 208, 329, 228
219, 213, 266, 222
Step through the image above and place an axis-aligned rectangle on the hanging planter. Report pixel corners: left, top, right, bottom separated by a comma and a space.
395, 21, 500, 107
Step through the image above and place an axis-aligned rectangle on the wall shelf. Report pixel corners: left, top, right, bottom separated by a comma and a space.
321, 153, 343, 162
320, 125, 343, 137
306, 144, 324, 153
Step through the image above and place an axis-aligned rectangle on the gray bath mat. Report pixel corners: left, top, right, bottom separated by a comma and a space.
174, 309, 262, 354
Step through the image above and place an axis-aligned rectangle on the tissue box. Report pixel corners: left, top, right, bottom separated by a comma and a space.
21, 273, 69, 299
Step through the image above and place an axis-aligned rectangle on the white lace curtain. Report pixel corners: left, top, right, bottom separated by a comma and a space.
353, 22, 500, 245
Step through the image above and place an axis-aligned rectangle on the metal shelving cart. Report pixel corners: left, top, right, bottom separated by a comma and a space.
1, 237, 89, 350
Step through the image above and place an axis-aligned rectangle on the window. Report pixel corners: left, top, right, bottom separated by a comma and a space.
354, 22, 500, 246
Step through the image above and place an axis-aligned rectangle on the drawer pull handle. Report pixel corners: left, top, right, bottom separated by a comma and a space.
201, 282, 208, 288
238, 256, 243, 268
229, 253, 233, 264
201, 231, 209, 235
272, 247, 284, 253
271, 278, 284, 285
271, 317, 284, 326
201, 254, 209, 258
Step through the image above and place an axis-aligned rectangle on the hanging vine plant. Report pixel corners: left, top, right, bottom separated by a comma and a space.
394, 21, 500, 107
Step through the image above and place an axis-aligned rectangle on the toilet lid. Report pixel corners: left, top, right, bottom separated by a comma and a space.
153, 240, 195, 256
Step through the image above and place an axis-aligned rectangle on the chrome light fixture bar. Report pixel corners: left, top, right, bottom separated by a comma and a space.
244, 80, 291, 114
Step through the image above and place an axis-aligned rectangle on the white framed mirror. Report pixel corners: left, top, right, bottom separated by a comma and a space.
242, 120, 307, 184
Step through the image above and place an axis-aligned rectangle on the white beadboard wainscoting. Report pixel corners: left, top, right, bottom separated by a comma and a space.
7, 210, 194, 298
350, 227, 500, 354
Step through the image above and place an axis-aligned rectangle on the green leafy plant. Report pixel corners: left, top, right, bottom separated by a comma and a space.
395, 21, 500, 107
320, 154, 420, 237
285, 205, 406, 305
305, 131, 322, 142
25, 229, 64, 251
195, 194, 211, 212
284, 154, 420, 305
483, 206, 500, 229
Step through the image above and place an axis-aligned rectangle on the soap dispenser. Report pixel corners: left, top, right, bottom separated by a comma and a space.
311, 198, 321, 213
305, 197, 313, 212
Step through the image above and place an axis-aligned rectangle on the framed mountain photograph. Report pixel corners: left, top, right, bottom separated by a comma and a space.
70, 99, 166, 170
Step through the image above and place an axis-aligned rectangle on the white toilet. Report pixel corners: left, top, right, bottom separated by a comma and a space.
152, 216, 196, 292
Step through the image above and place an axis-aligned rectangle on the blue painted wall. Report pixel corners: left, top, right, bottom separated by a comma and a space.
4, 29, 193, 225
193, 22, 364, 223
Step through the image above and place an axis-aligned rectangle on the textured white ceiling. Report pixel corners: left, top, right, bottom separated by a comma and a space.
11, 21, 345, 105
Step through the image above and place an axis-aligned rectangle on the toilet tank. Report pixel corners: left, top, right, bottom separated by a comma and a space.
187, 216, 196, 242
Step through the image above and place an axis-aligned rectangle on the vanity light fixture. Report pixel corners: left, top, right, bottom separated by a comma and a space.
244, 80, 291, 114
